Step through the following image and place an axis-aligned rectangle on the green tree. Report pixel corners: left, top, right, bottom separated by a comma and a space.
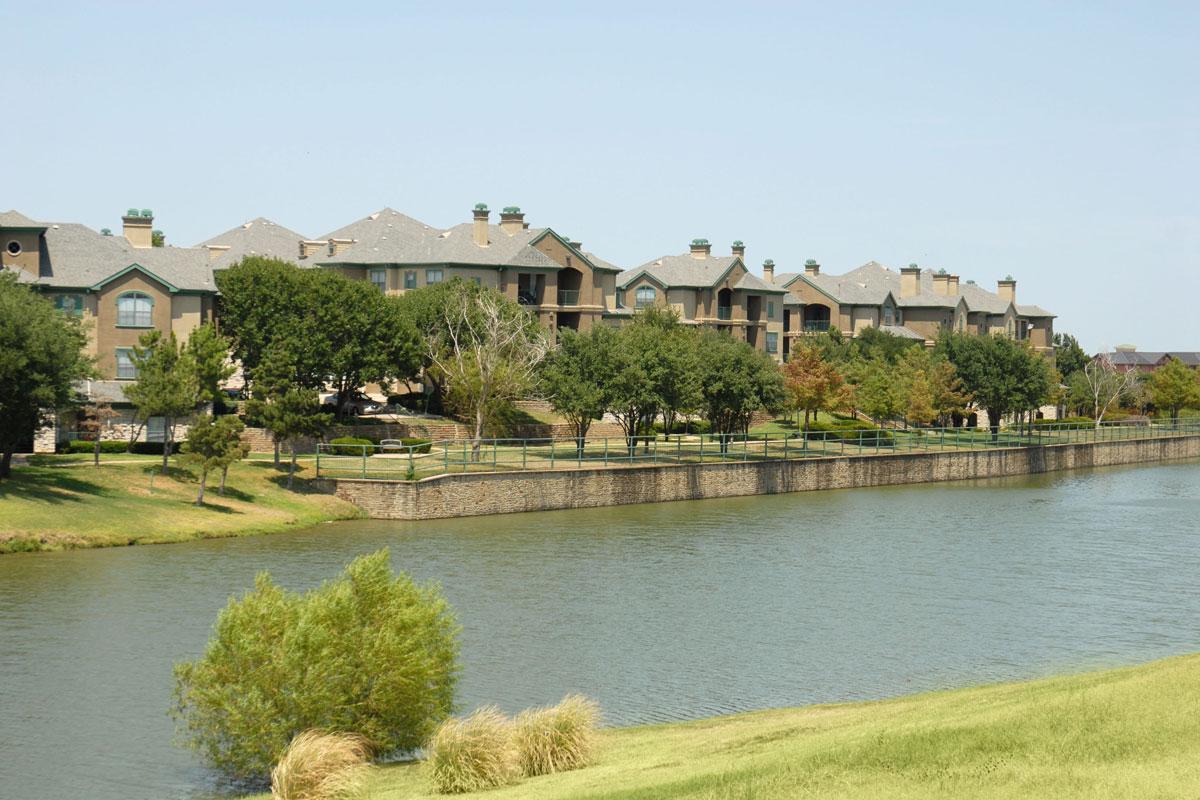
696, 331, 785, 450
185, 322, 235, 407
1053, 332, 1089, 381
605, 317, 671, 453
856, 357, 906, 423
936, 331, 1054, 439
245, 343, 331, 485
124, 330, 199, 475
1148, 357, 1200, 422
308, 271, 422, 419
541, 326, 616, 455
182, 415, 246, 505
853, 326, 921, 364
0, 274, 92, 478
172, 549, 460, 781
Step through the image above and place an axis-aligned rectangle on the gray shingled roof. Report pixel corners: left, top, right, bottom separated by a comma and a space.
309, 208, 561, 270
1015, 303, 1055, 318
1107, 351, 1200, 367
878, 324, 927, 340
0, 210, 44, 228
733, 271, 788, 294
619, 253, 777, 291
198, 217, 310, 269
34, 222, 215, 291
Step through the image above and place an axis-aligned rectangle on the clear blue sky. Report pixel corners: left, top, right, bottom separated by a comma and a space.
3, 1, 1197, 352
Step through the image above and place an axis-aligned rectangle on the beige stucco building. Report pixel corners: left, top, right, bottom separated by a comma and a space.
770, 259, 1055, 360
615, 239, 789, 361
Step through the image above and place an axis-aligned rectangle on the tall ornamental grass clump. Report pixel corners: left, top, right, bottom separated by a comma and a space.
270, 731, 371, 800
513, 695, 601, 777
172, 549, 460, 782
425, 707, 519, 794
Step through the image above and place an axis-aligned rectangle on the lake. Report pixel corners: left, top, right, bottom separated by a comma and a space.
1, 460, 1199, 799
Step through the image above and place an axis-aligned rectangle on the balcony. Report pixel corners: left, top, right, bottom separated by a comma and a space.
803, 320, 830, 332
716, 306, 733, 321
557, 289, 580, 306
517, 291, 540, 306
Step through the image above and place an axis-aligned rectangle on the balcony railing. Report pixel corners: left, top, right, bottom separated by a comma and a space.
517, 291, 539, 306
803, 320, 830, 332
557, 289, 580, 305
716, 306, 733, 320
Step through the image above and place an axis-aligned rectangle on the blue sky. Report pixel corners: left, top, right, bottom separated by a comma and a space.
2, 1, 1196, 351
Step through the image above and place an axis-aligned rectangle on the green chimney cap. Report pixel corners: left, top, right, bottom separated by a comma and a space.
140, 209, 153, 218
691, 238, 710, 246
936, 268, 948, 275
474, 203, 488, 211
732, 240, 744, 247
763, 259, 775, 267
804, 258, 817, 266
126, 208, 139, 217
502, 206, 522, 214
967, 279, 976, 285
907, 262, 919, 269
1004, 274, 1015, 281
100, 228, 112, 236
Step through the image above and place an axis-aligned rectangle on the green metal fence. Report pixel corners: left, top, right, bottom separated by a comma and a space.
315, 420, 1200, 482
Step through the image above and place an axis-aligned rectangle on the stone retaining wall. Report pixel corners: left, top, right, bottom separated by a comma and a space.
324, 434, 1200, 520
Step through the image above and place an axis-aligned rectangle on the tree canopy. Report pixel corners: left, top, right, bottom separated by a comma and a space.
936, 331, 1054, 437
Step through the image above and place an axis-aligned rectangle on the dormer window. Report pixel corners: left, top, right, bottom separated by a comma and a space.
117, 292, 154, 327
635, 286, 656, 308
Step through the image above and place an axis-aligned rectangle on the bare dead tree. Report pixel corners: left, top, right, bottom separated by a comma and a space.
1082, 355, 1140, 428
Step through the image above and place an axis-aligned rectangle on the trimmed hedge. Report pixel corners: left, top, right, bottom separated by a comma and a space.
63, 439, 129, 454
328, 436, 374, 455
800, 420, 894, 445
652, 420, 711, 435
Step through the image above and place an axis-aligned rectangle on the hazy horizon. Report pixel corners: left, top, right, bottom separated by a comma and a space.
3, 1, 1196, 352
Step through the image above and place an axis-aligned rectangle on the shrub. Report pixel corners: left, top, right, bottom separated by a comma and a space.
63, 439, 129, 454
1030, 416, 1093, 429
513, 695, 600, 777
172, 549, 459, 782
426, 707, 518, 794
801, 420, 893, 445
653, 420, 710, 435
328, 436, 373, 455
401, 437, 433, 454
270, 731, 372, 800
130, 441, 182, 455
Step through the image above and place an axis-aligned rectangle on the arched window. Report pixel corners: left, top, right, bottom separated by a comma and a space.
635, 286, 656, 308
117, 292, 154, 327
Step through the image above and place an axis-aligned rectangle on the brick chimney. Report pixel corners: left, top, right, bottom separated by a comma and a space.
499, 206, 524, 236
947, 274, 960, 295
472, 203, 490, 246
731, 240, 745, 261
568, 238, 583, 251
122, 208, 153, 249
932, 270, 950, 295
804, 259, 820, 277
762, 259, 775, 283
689, 238, 711, 259
997, 275, 1016, 303
900, 263, 921, 298
299, 240, 325, 259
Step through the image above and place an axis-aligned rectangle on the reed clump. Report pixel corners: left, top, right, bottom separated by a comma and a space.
425, 706, 519, 794
270, 730, 372, 800
513, 694, 601, 777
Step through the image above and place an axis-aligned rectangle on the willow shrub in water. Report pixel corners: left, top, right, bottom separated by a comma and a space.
172, 549, 460, 781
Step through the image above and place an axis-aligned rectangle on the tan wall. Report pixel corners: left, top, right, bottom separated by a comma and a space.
0, 230, 42, 276
94, 272, 174, 379
851, 306, 879, 334
532, 238, 601, 307
666, 287, 697, 319
170, 294, 204, 340
326, 433, 1200, 520
899, 307, 953, 341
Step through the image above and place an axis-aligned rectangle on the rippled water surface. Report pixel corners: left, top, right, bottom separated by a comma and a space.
2, 461, 1200, 799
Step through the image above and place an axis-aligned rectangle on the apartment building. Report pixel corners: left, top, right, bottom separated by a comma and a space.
616, 239, 789, 361
771, 259, 1055, 360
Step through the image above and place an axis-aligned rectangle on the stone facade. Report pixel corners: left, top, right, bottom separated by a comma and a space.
325, 434, 1200, 520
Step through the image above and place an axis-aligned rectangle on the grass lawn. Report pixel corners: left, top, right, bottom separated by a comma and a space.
288, 653, 1200, 800
0, 458, 362, 554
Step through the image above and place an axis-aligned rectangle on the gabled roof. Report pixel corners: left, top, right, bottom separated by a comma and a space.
0, 209, 45, 229
1015, 303, 1055, 319
198, 217, 310, 269
33, 222, 215, 292
308, 207, 561, 271
1107, 351, 1200, 367
878, 324, 927, 340
618, 253, 779, 292
733, 271, 788, 294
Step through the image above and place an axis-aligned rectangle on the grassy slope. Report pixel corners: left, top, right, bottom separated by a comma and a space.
0, 458, 361, 553
344, 654, 1200, 800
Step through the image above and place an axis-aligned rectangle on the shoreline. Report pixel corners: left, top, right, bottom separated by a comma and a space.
243, 652, 1200, 799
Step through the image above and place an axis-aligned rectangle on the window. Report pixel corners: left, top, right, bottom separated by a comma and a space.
5, 240, 20, 256
766, 332, 778, 354
425, 268, 444, 285
54, 294, 84, 317
635, 286, 656, 308
404, 270, 417, 289
767, 301, 775, 319
369, 268, 387, 292
115, 348, 137, 380
616, 289, 626, 308
883, 303, 895, 326
146, 416, 165, 442
116, 292, 153, 327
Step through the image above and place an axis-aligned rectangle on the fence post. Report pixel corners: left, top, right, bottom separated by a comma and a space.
408, 444, 414, 478
550, 438, 556, 470
361, 444, 367, 479
463, 440, 467, 473
316, 444, 321, 478
493, 440, 498, 468
523, 439, 527, 469
784, 434, 789, 461
443, 440, 448, 474
764, 434, 769, 461
604, 437, 609, 466
699, 434, 704, 464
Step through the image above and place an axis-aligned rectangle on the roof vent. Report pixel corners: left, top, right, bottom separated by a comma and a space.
126, 208, 139, 217
732, 240, 744, 247
140, 209, 153, 218
762, 258, 775, 267
691, 238, 709, 246
502, 206, 521, 214
474, 202, 489, 211
100, 228, 112, 236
